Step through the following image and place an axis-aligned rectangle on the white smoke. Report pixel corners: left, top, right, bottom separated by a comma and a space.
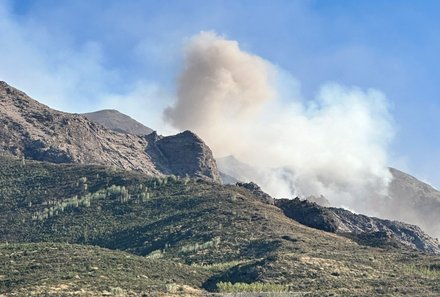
165, 31, 394, 213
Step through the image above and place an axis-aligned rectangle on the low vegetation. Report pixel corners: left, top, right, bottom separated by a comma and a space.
0, 242, 208, 296
1, 154, 440, 295
404, 263, 440, 278
216, 282, 288, 293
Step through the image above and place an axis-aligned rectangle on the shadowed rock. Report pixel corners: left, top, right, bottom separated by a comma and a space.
275, 198, 339, 232
146, 130, 221, 182
275, 197, 440, 254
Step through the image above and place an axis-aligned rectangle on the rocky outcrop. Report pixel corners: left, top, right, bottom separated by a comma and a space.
0, 81, 221, 181
275, 198, 339, 232
275, 198, 440, 254
236, 182, 274, 204
82, 109, 153, 136
145, 131, 221, 182
331, 207, 440, 253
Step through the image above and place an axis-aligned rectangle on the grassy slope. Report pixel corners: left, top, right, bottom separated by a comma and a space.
1, 154, 440, 296
0, 242, 208, 296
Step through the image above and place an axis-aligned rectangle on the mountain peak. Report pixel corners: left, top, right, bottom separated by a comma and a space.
0, 81, 14, 89
178, 130, 204, 141
82, 109, 153, 136
146, 129, 221, 182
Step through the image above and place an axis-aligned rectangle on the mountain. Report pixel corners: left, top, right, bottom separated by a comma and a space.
383, 168, 440, 239
69, 109, 440, 253
0, 81, 220, 182
2, 154, 440, 296
2, 82, 440, 295
82, 109, 153, 136
217, 155, 258, 183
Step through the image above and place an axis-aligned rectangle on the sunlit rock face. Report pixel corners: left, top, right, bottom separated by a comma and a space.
0, 81, 221, 182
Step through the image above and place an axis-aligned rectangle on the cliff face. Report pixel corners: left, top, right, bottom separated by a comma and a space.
146, 131, 221, 182
0, 81, 221, 182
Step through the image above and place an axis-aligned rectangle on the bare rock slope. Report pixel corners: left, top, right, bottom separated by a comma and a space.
82, 109, 153, 136
0, 81, 220, 182
146, 131, 221, 181
276, 198, 440, 254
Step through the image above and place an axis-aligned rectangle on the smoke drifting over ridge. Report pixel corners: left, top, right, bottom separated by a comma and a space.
165, 31, 394, 212
165, 31, 276, 143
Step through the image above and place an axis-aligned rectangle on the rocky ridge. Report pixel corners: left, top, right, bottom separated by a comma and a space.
218, 154, 440, 240
0, 81, 221, 182
275, 198, 440, 254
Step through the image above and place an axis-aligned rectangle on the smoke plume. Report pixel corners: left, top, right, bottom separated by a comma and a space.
165, 31, 394, 213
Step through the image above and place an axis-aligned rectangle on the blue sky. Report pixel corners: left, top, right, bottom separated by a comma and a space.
1, 0, 440, 186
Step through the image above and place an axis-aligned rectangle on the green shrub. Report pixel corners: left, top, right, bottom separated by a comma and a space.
405, 264, 440, 278
180, 237, 221, 253
217, 282, 288, 293
146, 249, 163, 259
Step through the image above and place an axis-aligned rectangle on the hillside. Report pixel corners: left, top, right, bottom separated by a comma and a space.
1, 154, 440, 295
0, 242, 208, 296
0, 81, 220, 182
82, 109, 153, 136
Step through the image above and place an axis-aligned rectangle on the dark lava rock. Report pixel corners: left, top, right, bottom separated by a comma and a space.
275, 198, 339, 232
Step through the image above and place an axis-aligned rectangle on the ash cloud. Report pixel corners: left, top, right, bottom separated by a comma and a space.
164, 31, 276, 146
165, 31, 394, 213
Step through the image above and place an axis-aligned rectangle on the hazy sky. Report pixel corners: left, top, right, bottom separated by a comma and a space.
1, 0, 440, 187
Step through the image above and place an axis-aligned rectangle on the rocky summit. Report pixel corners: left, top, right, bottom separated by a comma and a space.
0, 81, 221, 182
146, 130, 221, 181
82, 109, 154, 136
